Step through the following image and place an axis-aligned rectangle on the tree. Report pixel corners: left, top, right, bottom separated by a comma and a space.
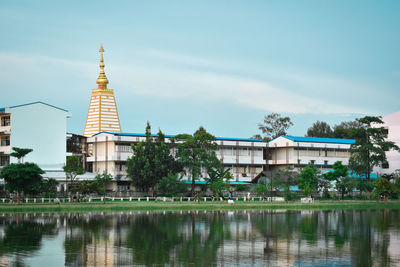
173, 126, 218, 196
205, 163, 233, 198
0, 163, 44, 204
298, 163, 319, 197
63, 156, 85, 196
9, 147, 33, 163
332, 120, 361, 139
42, 178, 59, 198
254, 177, 269, 200
0, 147, 43, 204
126, 122, 180, 194
374, 177, 398, 203
256, 113, 293, 142
157, 173, 187, 197
272, 167, 298, 201
306, 121, 333, 138
323, 161, 351, 199
95, 173, 112, 203
349, 116, 399, 181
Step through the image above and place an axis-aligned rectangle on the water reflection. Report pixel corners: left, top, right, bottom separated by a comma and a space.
0, 210, 398, 266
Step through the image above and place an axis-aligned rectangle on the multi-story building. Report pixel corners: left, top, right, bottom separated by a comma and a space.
374, 111, 400, 175
0, 102, 70, 171
267, 135, 355, 172
86, 132, 267, 189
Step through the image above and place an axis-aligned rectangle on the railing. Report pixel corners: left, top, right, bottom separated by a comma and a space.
1, 196, 285, 203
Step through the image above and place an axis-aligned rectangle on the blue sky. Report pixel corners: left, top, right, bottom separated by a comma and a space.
1, 0, 399, 138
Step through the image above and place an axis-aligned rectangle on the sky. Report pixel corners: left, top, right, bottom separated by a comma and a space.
1, 0, 399, 138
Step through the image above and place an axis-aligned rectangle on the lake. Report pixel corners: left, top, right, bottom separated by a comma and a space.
0, 209, 399, 266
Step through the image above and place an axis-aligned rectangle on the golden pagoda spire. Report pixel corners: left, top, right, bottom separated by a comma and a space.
96, 43, 109, 89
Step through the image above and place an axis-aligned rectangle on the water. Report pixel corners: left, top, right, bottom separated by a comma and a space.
0, 209, 399, 266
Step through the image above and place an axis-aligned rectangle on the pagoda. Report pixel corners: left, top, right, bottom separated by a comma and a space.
83, 45, 122, 137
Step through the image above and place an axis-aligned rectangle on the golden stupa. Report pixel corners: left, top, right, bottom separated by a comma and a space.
83, 44, 122, 137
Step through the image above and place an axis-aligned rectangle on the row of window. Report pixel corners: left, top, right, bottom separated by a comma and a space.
218, 147, 263, 156
115, 145, 264, 157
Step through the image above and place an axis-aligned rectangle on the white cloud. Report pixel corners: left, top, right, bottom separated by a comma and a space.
0, 51, 376, 116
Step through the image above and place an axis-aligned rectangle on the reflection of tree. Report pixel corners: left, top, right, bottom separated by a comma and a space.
125, 213, 184, 266
177, 212, 231, 266
0, 215, 57, 266
299, 212, 318, 244
64, 214, 111, 266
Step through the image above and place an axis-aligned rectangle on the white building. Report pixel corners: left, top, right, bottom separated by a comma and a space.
374, 111, 400, 174
86, 132, 267, 189
268, 136, 355, 171
0, 102, 70, 171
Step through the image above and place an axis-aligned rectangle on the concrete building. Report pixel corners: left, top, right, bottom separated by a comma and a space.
374, 111, 400, 174
86, 132, 267, 189
0, 102, 70, 171
267, 136, 355, 172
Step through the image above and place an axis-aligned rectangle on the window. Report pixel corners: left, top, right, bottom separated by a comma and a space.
310, 160, 315, 164
115, 144, 132, 153
324, 160, 328, 166
0, 136, 10, 146
0, 155, 9, 166
1, 116, 10, 127
223, 147, 233, 155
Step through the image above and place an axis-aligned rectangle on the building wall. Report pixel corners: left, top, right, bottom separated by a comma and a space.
87, 133, 267, 182
374, 111, 400, 174
6, 103, 70, 170
268, 136, 353, 171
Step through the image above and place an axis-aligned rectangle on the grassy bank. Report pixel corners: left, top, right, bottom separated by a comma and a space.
0, 200, 399, 213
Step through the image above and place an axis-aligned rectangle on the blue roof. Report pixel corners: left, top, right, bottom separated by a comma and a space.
95, 131, 263, 142
1, 101, 69, 113
321, 170, 378, 180
183, 180, 251, 185
276, 135, 355, 144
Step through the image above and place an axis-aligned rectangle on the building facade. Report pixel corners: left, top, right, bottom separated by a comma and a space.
0, 102, 70, 171
267, 136, 355, 172
374, 111, 400, 174
86, 132, 267, 188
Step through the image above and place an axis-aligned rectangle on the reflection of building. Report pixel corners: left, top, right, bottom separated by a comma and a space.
83, 45, 121, 137
268, 136, 355, 171
0, 102, 70, 170
87, 132, 267, 184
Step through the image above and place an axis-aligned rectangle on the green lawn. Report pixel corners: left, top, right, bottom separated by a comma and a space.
0, 200, 399, 213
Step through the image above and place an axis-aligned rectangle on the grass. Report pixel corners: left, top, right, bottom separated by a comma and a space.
0, 200, 399, 213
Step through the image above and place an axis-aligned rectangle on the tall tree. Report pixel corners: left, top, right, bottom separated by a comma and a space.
173, 126, 218, 196
332, 120, 361, 139
349, 116, 399, 181
63, 156, 85, 196
298, 163, 319, 197
256, 113, 293, 141
126, 122, 180, 194
10, 147, 33, 163
306, 121, 333, 138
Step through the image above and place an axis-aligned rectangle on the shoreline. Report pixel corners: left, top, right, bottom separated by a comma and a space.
0, 200, 399, 213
